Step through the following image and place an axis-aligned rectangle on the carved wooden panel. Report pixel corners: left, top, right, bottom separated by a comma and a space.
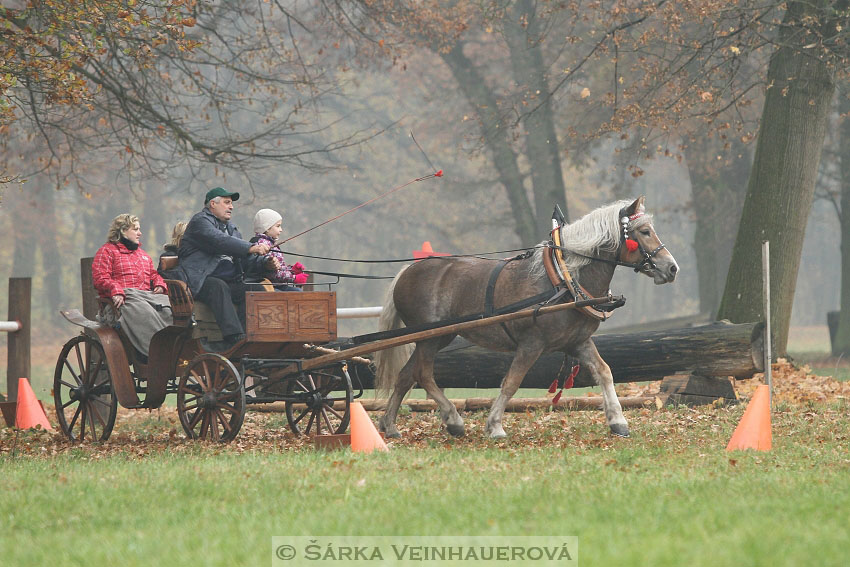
246, 291, 337, 343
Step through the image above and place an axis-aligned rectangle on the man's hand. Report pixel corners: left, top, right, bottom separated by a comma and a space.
265, 256, 281, 271
153, 285, 166, 294
249, 243, 271, 255
112, 295, 125, 309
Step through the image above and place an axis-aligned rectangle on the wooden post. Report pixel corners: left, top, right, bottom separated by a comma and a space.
80, 257, 99, 320
762, 241, 772, 405
6, 277, 31, 402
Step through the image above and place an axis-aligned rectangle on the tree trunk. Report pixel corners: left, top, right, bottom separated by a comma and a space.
685, 138, 750, 317
503, 0, 569, 222
832, 92, 850, 355
717, 1, 836, 355
39, 186, 63, 315
440, 43, 538, 245
350, 321, 764, 389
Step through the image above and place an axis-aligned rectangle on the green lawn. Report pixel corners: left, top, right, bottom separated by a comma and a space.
2, 403, 849, 566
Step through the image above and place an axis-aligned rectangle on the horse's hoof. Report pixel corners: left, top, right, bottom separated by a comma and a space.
384, 430, 402, 439
487, 426, 507, 440
609, 424, 630, 438
446, 423, 465, 438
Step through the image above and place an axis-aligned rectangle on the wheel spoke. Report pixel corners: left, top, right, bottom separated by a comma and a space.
214, 410, 230, 436
61, 397, 79, 410
179, 384, 203, 397
59, 379, 79, 389
210, 412, 221, 441
321, 408, 335, 433
291, 406, 310, 426
216, 401, 238, 414
74, 343, 85, 383
63, 359, 83, 386
181, 402, 200, 412
201, 360, 212, 391
190, 368, 208, 392
68, 404, 83, 432
305, 411, 317, 435
89, 401, 108, 428
188, 408, 203, 431
324, 405, 345, 420
87, 402, 99, 438
88, 356, 104, 387
79, 403, 87, 441
90, 396, 112, 410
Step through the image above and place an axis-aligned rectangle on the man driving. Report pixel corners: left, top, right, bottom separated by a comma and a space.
178, 187, 270, 348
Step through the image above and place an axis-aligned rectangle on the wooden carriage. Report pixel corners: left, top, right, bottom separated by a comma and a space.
55, 258, 353, 443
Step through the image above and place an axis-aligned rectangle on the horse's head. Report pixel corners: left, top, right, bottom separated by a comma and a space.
618, 196, 679, 284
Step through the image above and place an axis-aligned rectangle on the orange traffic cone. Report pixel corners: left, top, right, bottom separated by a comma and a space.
726, 384, 770, 451
413, 241, 450, 260
350, 402, 388, 453
15, 377, 53, 431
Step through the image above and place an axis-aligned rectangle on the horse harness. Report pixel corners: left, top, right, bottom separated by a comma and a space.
483, 210, 655, 335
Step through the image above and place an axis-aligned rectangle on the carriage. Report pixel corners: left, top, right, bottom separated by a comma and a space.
55, 266, 361, 442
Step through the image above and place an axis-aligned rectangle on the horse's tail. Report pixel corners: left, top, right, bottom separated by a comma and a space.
373, 265, 415, 396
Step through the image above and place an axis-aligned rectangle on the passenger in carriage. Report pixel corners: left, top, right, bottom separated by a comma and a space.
178, 187, 270, 347
92, 214, 173, 360
160, 221, 186, 260
158, 221, 186, 281
246, 208, 309, 291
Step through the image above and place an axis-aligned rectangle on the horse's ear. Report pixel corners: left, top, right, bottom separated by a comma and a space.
624, 196, 646, 217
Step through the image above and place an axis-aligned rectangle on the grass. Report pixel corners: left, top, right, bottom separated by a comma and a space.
2, 403, 850, 566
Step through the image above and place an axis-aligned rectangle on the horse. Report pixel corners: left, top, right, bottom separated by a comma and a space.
373, 196, 679, 439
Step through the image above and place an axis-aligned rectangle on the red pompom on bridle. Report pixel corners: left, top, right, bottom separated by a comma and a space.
625, 239, 639, 252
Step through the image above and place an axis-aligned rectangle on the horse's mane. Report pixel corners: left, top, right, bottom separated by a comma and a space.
561, 199, 652, 271
529, 199, 653, 278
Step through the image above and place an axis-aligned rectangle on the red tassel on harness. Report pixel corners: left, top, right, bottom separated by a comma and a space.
552, 391, 562, 405
548, 379, 559, 394
564, 365, 580, 390
625, 239, 639, 252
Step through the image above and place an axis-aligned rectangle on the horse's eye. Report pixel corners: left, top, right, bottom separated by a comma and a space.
640, 229, 650, 236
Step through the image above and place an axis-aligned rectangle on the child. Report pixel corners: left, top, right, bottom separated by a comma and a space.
250, 208, 308, 291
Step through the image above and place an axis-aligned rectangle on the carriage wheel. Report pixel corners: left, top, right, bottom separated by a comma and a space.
177, 353, 245, 442
54, 334, 118, 442
284, 368, 352, 436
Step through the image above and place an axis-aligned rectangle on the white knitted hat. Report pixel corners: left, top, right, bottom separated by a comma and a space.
253, 208, 282, 235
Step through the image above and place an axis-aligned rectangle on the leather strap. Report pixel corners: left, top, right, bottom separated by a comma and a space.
549, 228, 610, 322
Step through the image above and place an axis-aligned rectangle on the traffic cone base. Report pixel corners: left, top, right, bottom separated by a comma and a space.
15, 377, 53, 431
350, 402, 388, 453
726, 384, 770, 451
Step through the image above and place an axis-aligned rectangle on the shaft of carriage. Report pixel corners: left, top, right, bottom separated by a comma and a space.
266, 294, 624, 380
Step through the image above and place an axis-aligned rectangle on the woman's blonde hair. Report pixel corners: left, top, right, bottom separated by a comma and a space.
169, 221, 187, 248
106, 214, 139, 243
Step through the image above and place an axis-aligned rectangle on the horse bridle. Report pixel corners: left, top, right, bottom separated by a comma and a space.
554, 208, 667, 274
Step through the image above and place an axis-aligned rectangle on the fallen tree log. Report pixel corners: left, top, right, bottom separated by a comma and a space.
251, 395, 656, 413
343, 321, 763, 390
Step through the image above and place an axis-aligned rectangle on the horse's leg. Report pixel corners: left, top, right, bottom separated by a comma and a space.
412, 335, 465, 437
486, 341, 545, 439
378, 335, 457, 438
572, 339, 629, 437
378, 346, 421, 438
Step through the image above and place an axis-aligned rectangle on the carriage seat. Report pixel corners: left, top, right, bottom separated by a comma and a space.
158, 256, 273, 342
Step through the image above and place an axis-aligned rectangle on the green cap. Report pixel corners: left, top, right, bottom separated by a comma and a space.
204, 187, 240, 203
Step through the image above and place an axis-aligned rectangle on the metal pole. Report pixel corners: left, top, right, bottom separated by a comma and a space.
762, 241, 772, 406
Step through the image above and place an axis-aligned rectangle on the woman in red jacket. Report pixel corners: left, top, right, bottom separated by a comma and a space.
92, 214, 172, 359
